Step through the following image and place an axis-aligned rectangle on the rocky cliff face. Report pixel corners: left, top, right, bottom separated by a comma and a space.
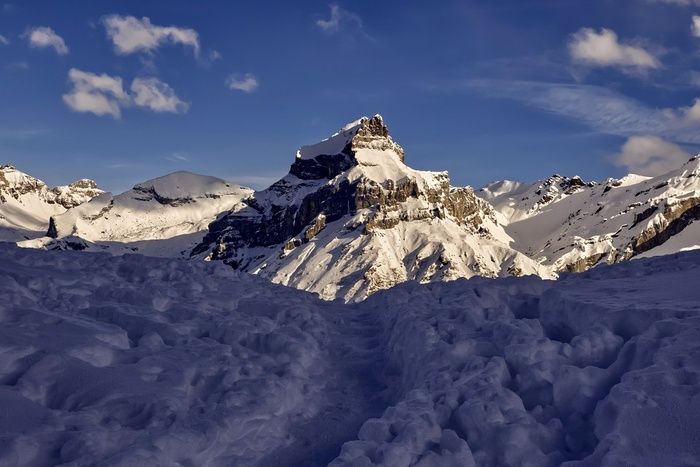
0, 165, 102, 209
193, 116, 551, 301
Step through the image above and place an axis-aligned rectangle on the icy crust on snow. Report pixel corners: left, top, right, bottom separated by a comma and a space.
332, 253, 700, 466
1, 245, 699, 466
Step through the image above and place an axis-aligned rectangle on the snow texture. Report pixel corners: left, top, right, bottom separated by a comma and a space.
0, 243, 698, 466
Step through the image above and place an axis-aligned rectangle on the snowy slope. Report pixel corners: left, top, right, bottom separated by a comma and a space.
479, 157, 700, 272
1, 244, 699, 466
21, 171, 253, 257
194, 116, 552, 302
0, 165, 102, 241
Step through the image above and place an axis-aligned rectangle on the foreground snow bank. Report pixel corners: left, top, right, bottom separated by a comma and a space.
0, 245, 333, 466
335, 254, 700, 466
0, 244, 699, 466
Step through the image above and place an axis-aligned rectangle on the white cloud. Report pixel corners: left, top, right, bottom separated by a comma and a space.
24, 26, 68, 55
0, 34, 8, 45
62, 69, 129, 118
613, 136, 689, 175
692, 15, 700, 37
62, 69, 188, 118
316, 4, 363, 33
568, 28, 660, 70
226, 73, 259, 93
102, 15, 200, 56
131, 77, 189, 113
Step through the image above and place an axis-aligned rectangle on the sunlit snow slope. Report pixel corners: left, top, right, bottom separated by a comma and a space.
0, 165, 102, 241
21, 171, 252, 257
480, 157, 700, 272
1, 244, 699, 466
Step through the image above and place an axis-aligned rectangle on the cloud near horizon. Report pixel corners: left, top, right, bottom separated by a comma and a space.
613, 136, 689, 175
24, 26, 69, 55
102, 15, 200, 56
568, 28, 660, 70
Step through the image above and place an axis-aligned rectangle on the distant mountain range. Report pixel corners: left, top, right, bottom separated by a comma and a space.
3, 116, 699, 300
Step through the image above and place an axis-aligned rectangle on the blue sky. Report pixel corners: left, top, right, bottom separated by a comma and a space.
2, 0, 700, 192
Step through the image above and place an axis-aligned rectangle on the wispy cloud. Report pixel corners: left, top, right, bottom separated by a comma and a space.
463, 79, 700, 143
568, 28, 660, 70
316, 4, 366, 37
613, 136, 689, 175
5, 61, 28, 71
0, 34, 8, 45
226, 73, 259, 93
102, 15, 200, 56
0, 128, 49, 140
164, 152, 190, 162
131, 77, 189, 113
24, 26, 68, 55
63, 69, 188, 118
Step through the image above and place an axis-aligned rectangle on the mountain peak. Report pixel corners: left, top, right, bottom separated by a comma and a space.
292, 115, 405, 181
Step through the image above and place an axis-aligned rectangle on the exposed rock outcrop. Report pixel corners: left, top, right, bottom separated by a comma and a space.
193, 116, 551, 301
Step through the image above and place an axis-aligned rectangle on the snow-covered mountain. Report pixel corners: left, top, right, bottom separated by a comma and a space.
23, 171, 253, 257
0, 164, 102, 241
480, 156, 700, 272
193, 115, 552, 302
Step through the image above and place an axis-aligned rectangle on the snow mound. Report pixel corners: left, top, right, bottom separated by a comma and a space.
0, 244, 699, 465
133, 171, 244, 202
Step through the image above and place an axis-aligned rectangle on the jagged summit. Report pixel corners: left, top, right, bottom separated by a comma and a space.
0, 164, 102, 241
291, 115, 405, 181
193, 116, 550, 301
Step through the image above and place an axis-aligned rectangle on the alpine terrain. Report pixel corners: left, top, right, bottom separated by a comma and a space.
21, 171, 253, 258
0, 164, 102, 242
480, 156, 700, 273
192, 115, 551, 302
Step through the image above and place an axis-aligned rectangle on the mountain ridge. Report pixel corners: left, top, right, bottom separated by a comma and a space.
4, 116, 700, 301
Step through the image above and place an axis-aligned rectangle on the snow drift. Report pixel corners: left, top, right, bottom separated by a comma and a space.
0, 243, 698, 466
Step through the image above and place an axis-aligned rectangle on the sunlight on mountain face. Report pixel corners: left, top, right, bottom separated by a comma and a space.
2, 2, 700, 466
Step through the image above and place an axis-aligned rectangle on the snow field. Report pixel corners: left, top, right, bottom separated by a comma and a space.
0, 244, 699, 466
